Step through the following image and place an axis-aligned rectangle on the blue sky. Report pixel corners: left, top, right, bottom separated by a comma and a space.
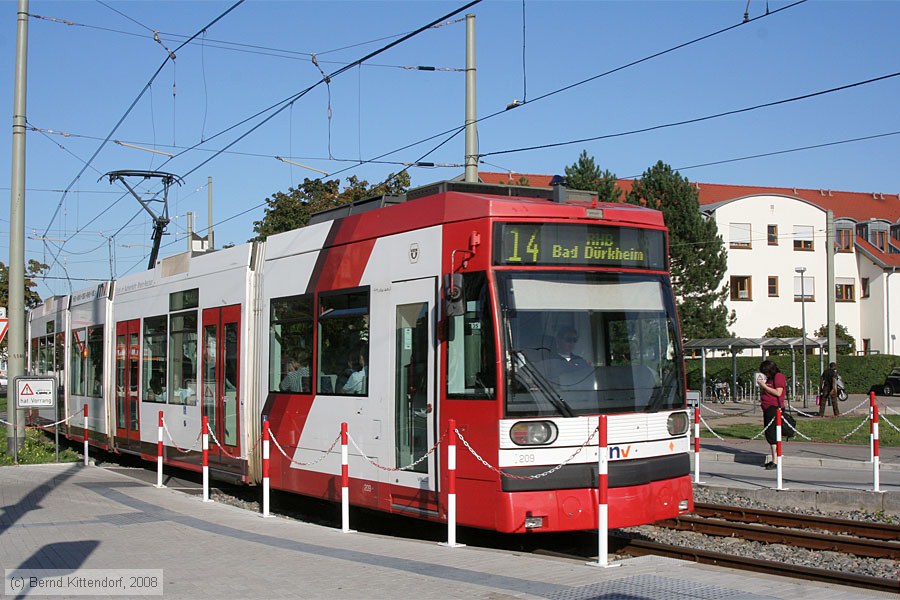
2, 0, 899, 297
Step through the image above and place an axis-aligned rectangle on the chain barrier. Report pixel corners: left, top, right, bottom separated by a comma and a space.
0, 409, 83, 429
699, 403, 758, 418
786, 404, 819, 419
347, 431, 446, 472
781, 415, 812, 441
884, 404, 900, 416
268, 430, 341, 468
878, 413, 900, 434
455, 427, 598, 481
698, 412, 772, 443
162, 422, 202, 454
207, 427, 245, 460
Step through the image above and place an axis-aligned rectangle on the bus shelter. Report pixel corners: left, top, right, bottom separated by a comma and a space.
683, 336, 844, 404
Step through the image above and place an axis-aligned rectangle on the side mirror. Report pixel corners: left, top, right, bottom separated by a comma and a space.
444, 274, 465, 317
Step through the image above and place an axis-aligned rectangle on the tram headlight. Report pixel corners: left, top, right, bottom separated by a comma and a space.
667, 411, 689, 436
510, 421, 558, 446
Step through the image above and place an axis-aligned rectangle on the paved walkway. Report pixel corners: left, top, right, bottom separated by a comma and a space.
0, 463, 891, 599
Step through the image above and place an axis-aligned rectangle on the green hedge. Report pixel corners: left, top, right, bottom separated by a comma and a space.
684, 353, 899, 395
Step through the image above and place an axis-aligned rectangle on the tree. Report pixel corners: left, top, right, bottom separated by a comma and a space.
814, 323, 856, 355
0, 259, 49, 358
564, 150, 621, 203
764, 325, 803, 339
625, 161, 733, 339
0, 260, 48, 311
251, 172, 411, 241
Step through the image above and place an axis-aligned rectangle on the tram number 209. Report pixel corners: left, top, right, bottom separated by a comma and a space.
512, 453, 535, 465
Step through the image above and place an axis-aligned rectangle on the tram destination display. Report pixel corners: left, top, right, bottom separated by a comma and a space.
494, 223, 666, 269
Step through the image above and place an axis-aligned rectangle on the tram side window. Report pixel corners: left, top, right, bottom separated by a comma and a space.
319, 289, 369, 396
269, 294, 314, 393
69, 327, 103, 397
71, 329, 86, 396
169, 311, 198, 405
446, 272, 496, 399
143, 316, 168, 403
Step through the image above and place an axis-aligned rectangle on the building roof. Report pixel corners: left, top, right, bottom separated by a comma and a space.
477, 172, 900, 223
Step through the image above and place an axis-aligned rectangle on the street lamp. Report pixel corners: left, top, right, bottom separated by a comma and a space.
795, 266, 808, 408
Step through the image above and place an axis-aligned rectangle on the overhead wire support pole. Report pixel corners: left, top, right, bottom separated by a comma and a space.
464, 13, 477, 182
8, 0, 29, 455
103, 170, 184, 270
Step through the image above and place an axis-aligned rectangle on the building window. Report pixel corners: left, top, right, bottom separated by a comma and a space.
767, 276, 778, 297
793, 225, 814, 251
861, 277, 870, 298
835, 278, 855, 302
793, 275, 815, 301
875, 230, 888, 252
729, 223, 752, 249
836, 229, 853, 252
767, 225, 778, 246
730, 276, 752, 301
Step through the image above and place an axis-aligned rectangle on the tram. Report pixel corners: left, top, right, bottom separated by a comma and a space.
28, 180, 693, 533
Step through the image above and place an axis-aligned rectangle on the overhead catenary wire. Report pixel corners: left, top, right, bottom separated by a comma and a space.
39, 0, 248, 279
480, 70, 900, 158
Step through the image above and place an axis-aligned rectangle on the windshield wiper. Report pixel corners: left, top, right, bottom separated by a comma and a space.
647, 366, 678, 413
511, 350, 575, 418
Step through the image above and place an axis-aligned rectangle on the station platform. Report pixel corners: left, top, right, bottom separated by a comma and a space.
0, 462, 892, 599
695, 394, 900, 514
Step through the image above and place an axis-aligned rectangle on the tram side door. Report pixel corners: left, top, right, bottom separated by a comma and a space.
115, 320, 141, 449
201, 305, 242, 469
390, 278, 436, 493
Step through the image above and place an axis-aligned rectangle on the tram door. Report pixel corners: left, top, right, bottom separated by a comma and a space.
201, 305, 241, 469
115, 320, 141, 450
391, 278, 436, 492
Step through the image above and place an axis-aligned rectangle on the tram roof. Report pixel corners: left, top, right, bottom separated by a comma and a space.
307, 180, 661, 226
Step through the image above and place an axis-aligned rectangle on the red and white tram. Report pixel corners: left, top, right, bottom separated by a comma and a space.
28, 180, 693, 533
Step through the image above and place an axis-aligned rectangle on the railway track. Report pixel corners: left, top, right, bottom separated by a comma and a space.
610, 536, 899, 594
654, 502, 900, 559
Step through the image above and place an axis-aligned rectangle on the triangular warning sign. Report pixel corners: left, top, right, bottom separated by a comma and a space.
20, 383, 34, 396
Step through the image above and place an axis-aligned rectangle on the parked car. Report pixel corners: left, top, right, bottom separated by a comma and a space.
0, 374, 7, 396
883, 367, 900, 396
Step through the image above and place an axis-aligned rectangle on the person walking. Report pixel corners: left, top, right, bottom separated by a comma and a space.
757, 360, 786, 469
818, 361, 841, 417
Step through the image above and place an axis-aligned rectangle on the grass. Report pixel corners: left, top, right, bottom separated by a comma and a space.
700, 414, 900, 446
0, 393, 79, 464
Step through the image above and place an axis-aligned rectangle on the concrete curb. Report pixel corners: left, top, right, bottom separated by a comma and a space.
700, 450, 900, 472
697, 483, 900, 516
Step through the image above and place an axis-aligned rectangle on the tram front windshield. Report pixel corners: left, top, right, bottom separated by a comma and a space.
497, 272, 682, 417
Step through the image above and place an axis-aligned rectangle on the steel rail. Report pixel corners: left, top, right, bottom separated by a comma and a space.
611, 536, 899, 594
694, 502, 900, 541
656, 515, 900, 559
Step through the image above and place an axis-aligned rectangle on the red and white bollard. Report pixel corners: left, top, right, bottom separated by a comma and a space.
775, 408, 785, 491
262, 420, 271, 517
341, 422, 354, 533
589, 415, 618, 568
869, 391, 876, 462
202, 416, 211, 502
440, 419, 464, 547
693, 407, 702, 484
83, 404, 89, 466
872, 405, 881, 493
155, 411, 165, 488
